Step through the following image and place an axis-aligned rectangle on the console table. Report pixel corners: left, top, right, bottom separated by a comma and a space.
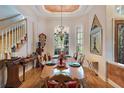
20, 56, 37, 81
5, 58, 22, 88
0, 60, 5, 70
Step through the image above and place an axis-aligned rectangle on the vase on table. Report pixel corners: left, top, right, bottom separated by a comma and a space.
59, 58, 63, 65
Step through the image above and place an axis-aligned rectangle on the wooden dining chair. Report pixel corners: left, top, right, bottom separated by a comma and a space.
73, 52, 78, 60
78, 55, 85, 67
47, 52, 52, 61
44, 74, 80, 88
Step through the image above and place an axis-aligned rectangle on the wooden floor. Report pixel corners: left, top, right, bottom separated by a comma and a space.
83, 68, 112, 88
19, 67, 113, 88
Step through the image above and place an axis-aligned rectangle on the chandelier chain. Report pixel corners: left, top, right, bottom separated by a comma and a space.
61, 5, 63, 31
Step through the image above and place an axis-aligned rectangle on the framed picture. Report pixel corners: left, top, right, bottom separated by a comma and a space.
90, 27, 102, 55
114, 19, 124, 64
39, 33, 47, 48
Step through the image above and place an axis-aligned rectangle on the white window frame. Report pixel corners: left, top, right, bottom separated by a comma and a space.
76, 25, 84, 54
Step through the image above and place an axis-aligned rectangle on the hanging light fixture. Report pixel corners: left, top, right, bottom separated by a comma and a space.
59, 5, 64, 31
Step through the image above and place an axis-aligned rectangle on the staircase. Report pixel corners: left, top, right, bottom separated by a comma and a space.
0, 14, 27, 59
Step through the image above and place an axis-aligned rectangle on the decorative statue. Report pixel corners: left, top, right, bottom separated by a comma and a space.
39, 33, 47, 49
36, 33, 47, 55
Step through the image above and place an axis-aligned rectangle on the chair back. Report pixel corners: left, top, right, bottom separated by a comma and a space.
47, 52, 51, 61
79, 55, 85, 65
73, 52, 78, 60
45, 74, 80, 88
50, 74, 72, 82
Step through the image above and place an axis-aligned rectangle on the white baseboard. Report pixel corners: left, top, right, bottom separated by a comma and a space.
98, 74, 106, 81
107, 79, 121, 88
84, 65, 106, 81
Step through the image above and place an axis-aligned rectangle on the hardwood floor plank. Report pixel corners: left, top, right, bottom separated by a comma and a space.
19, 67, 113, 88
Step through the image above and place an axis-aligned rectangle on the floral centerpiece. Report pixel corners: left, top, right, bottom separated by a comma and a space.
54, 51, 68, 70
58, 51, 66, 66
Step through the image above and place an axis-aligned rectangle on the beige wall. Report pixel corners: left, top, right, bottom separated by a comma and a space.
84, 5, 107, 81
106, 6, 124, 62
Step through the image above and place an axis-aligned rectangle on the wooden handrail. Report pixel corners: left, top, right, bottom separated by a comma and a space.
0, 14, 21, 21
0, 18, 27, 30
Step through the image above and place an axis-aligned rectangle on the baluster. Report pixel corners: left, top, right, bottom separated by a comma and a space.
23, 24, 25, 40
2, 31, 4, 59
22, 24, 24, 38
24, 22, 26, 36
18, 24, 20, 42
16, 25, 18, 44
0, 31, 2, 59
16, 24, 19, 49
16, 24, 18, 43
17, 24, 19, 43
20, 24, 22, 40
19, 24, 21, 41
13, 26, 15, 46
22, 24, 24, 39
15, 26, 16, 45
0, 31, 1, 59
9, 28, 11, 52
14, 26, 16, 46
12, 27, 13, 47
20, 24, 22, 42
6, 29, 8, 53
21, 24, 23, 40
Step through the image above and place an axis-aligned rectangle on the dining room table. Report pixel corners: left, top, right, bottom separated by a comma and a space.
40, 57, 85, 87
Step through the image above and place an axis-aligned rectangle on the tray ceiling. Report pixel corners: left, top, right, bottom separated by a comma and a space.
34, 5, 94, 18
44, 5, 80, 13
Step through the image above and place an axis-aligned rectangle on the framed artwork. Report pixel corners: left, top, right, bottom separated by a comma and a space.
39, 33, 47, 48
90, 27, 102, 55
90, 15, 103, 55
114, 19, 124, 64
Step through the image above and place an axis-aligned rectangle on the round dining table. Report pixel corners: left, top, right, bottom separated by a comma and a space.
40, 58, 85, 87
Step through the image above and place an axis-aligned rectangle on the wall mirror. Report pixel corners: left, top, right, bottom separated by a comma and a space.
90, 15, 103, 55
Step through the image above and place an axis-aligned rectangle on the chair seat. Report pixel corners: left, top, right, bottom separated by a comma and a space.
65, 81, 78, 88
45, 74, 80, 88
47, 80, 59, 88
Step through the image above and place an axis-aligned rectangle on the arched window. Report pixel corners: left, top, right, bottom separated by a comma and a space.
54, 25, 69, 55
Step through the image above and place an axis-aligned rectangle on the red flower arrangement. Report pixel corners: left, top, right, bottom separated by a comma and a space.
59, 51, 65, 66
